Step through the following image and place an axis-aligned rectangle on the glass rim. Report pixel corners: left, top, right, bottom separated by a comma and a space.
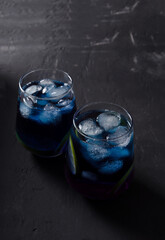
19, 68, 73, 100
73, 101, 133, 142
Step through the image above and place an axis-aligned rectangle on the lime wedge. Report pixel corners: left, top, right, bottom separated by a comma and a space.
68, 136, 78, 174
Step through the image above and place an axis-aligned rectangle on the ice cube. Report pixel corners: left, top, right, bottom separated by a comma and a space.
97, 111, 121, 132
82, 171, 98, 181
19, 102, 31, 118
79, 119, 103, 137
107, 126, 128, 139
39, 79, 55, 95
108, 146, 130, 159
79, 139, 129, 169
56, 98, 74, 113
98, 160, 123, 175
80, 140, 110, 164
20, 97, 39, 121
23, 95, 37, 108
25, 85, 42, 95
106, 126, 132, 147
39, 104, 61, 124
44, 103, 55, 111
42, 84, 54, 94
57, 99, 72, 107
39, 79, 54, 87
46, 84, 70, 98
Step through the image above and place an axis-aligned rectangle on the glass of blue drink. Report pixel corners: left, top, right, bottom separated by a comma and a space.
16, 69, 76, 157
66, 102, 134, 200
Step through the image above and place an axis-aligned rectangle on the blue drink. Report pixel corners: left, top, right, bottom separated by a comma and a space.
66, 102, 134, 199
16, 69, 76, 157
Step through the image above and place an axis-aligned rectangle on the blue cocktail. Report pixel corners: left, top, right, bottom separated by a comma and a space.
66, 102, 134, 199
16, 69, 76, 157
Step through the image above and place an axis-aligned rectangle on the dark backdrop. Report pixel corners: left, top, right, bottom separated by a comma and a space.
0, 0, 165, 240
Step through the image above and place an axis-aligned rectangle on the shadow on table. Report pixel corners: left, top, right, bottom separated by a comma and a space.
31, 136, 164, 240
86, 178, 165, 240
0, 73, 17, 146
32, 154, 67, 185
86, 139, 165, 239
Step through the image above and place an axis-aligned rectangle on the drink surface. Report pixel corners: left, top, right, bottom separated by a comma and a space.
66, 109, 134, 199
16, 79, 76, 157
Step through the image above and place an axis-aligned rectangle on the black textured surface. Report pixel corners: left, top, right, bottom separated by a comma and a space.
0, 1, 165, 239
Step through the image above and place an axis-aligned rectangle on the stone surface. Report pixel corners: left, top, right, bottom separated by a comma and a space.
0, 0, 165, 240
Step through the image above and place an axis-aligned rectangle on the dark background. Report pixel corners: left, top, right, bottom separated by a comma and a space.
0, 0, 165, 239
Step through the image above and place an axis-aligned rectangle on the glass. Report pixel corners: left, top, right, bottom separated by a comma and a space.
65, 102, 134, 200
16, 69, 76, 157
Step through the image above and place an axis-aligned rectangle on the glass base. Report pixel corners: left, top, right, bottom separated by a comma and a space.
65, 164, 134, 200
16, 132, 68, 158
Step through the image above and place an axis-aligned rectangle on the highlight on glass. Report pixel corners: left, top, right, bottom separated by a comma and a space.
66, 102, 134, 200
16, 69, 76, 157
